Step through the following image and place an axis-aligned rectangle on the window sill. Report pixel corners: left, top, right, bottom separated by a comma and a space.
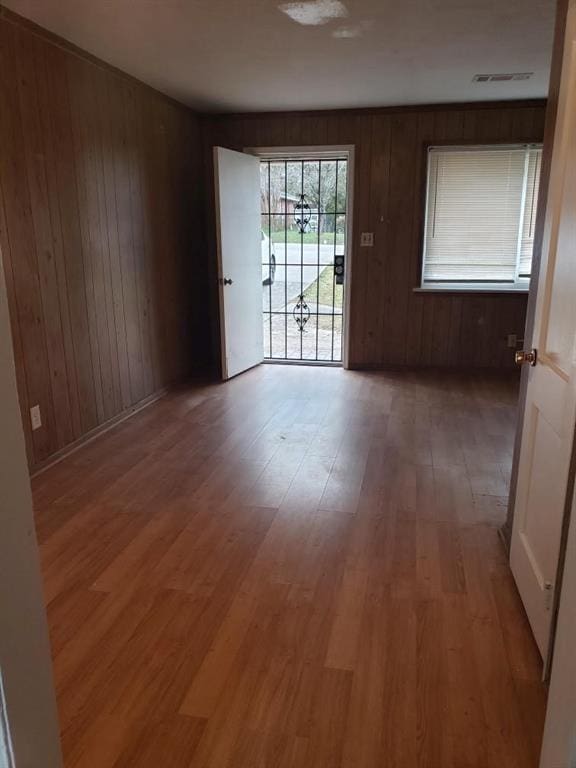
414, 286, 529, 295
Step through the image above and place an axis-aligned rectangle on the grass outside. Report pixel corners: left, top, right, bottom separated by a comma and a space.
296, 265, 343, 310
271, 230, 345, 245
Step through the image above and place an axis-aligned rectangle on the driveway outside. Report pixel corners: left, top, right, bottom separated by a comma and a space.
262, 242, 343, 361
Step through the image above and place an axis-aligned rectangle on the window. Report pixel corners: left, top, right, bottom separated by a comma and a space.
421, 144, 542, 291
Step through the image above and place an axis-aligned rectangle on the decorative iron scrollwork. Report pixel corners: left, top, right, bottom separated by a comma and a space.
294, 194, 312, 234
293, 294, 310, 332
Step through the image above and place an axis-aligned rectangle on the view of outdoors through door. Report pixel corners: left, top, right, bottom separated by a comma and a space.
260, 157, 347, 363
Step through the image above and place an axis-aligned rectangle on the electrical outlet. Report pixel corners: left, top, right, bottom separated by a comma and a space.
360, 232, 374, 247
507, 334, 518, 349
30, 404, 42, 431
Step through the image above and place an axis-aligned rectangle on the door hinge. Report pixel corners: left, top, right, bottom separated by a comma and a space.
544, 581, 554, 611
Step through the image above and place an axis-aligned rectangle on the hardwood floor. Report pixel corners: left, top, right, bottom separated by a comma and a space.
32, 365, 547, 768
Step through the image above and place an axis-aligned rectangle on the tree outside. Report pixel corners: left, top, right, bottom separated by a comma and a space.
260, 159, 347, 236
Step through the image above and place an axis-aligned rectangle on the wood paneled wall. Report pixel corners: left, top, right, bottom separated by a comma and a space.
0, 11, 204, 471
204, 101, 545, 370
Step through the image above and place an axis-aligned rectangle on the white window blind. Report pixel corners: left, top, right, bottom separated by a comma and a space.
422, 145, 542, 290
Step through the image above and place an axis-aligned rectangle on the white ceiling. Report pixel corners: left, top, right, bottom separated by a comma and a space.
3, 0, 556, 113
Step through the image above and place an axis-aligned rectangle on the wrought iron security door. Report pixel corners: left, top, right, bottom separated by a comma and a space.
261, 157, 348, 363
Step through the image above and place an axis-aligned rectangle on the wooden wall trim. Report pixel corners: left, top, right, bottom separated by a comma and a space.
206, 98, 547, 122
30, 384, 169, 477
0, 3, 189, 112
30, 385, 170, 477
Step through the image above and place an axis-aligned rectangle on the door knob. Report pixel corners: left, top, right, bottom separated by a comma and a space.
515, 349, 537, 366
219, 278, 233, 286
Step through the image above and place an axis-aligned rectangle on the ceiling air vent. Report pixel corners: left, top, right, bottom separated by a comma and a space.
473, 73, 533, 83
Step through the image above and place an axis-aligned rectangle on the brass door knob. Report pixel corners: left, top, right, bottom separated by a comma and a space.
515, 349, 537, 366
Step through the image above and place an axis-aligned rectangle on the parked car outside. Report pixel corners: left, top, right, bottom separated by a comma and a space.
262, 230, 276, 285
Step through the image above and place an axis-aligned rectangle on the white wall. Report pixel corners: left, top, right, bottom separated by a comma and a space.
0, 252, 62, 765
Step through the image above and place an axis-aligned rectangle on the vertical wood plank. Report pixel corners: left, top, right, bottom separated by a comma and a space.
33, 41, 86, 447
43, 43, 99, 434
384, 112, 419, 366
126, 83, 154, 398
96, 68, 132, 410
16, 26, 77, 448
67, 55, 107, 423
348, 115, 372, 366
366, 114, 391, 365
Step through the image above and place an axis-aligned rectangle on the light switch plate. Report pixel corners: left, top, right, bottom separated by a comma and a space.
360, 232, 374, 247
30, 404, 42, 431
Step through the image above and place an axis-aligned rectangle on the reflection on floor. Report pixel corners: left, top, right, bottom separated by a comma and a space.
32, 366, 546, 767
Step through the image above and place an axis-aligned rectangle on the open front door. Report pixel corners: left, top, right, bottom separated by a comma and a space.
511, 5, 576, 661
214, 147, 263, 380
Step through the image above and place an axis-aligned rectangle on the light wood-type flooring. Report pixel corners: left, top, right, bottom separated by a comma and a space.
32, 365, 547, 768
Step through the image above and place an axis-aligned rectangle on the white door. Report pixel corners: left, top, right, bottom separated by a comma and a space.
511, 2, 576, 661
214, 147, 263, 379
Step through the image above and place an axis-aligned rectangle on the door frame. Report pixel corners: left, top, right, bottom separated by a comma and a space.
244, 145, 355, 370
0, 247, 62, 766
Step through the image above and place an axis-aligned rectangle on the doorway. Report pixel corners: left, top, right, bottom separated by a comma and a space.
258, 150, 352, 365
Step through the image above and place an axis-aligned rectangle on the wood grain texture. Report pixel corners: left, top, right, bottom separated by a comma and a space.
0, 12, 205, 471
32, 365, 546, 768
202, 101, 545, 371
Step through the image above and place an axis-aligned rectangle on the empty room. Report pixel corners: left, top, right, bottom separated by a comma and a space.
1, 0, 576, 767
